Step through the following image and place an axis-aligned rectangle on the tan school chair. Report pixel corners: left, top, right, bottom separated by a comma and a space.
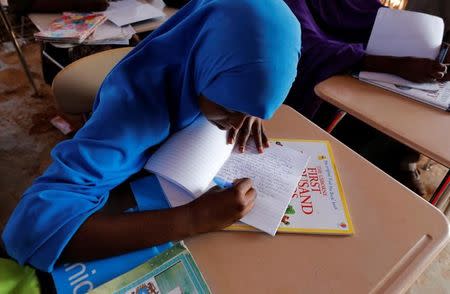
52, 47, 133, 115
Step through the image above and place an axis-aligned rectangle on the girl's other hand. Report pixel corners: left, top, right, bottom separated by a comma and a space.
396, 57, 447, 83
227, 116, 269, 153
187, 178, 256, 234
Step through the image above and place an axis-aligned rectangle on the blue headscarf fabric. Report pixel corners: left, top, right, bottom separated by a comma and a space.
2, 0, 301, 272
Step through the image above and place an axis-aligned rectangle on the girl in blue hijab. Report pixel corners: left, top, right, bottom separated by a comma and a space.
2, 0, 301, 272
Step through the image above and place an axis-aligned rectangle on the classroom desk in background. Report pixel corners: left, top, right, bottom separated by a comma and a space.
314, 75, 450, 169
315, 75, 450, 206
27, 0, 178, 83
28, 0, 178, 35
185, 105, 449, 294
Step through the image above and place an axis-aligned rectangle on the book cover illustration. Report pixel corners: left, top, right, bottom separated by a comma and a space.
35, 13, 106, 43
91, 242, 211, 294
227, 139, 354, 235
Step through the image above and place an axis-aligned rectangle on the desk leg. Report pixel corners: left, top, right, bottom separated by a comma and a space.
0, 8, 40, 96
430, 170, 450, 208
326, 110, 347, 133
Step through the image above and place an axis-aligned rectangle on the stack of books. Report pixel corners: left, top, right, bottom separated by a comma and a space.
34, 13, 107, 44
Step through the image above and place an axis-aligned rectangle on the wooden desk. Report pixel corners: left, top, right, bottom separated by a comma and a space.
186, 105, 449, 294
314, 75, 450, 168
28, 0, 177, 36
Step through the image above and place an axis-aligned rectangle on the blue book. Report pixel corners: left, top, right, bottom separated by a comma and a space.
52, 244, 173, 293
90, 242, 210, 294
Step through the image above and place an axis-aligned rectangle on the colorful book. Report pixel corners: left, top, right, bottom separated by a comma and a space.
226, 139, 354, 235
91, 242, 211, 294
34, 13, 106, 43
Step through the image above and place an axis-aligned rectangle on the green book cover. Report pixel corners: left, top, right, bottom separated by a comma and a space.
90, 242, 211, 294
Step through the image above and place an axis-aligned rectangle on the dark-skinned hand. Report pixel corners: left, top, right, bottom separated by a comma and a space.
187, 178, 256, 233
227, 116, 269, 153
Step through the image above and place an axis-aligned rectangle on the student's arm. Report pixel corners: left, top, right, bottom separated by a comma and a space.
361, 55, 447, 83
61, 179, 255, 262
0, 71, 255, 271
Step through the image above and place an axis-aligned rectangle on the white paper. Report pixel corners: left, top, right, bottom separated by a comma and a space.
91, 22, 135, 40
360, 78, 450, 110
367, 8, 444, 59
362, 8, 444, 90
145, 115, 234, 197
105, 0, 165, 26
359, 71, 440, 92
216, 143, 309, 235
83, 21, 135, 45
157, 176, 193, 207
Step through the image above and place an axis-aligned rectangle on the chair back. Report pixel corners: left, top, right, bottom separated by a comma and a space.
52, 47, 133, 114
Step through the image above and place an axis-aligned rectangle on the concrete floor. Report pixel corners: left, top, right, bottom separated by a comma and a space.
0, 42, 449, 293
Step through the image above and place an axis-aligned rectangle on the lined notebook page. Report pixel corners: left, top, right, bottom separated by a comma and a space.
157, 176, 193, 207
216, 143, 309, 235
145, 116, 234, 197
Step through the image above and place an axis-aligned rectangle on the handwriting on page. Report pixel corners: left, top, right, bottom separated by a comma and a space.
216, 143, 309, 235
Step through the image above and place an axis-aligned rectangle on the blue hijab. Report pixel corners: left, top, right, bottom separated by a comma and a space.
2, 0, 300, 272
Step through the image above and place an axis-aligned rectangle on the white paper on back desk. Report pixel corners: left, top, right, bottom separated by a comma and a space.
145, 115, 309, 235
83, 21, 135, 45
360, 7, 444, 90
105, 0, 165, 27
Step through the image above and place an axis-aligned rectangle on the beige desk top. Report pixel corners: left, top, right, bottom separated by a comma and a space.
28, 0, 177, 36
186, 105, 449, 294
314, 75, 450, 168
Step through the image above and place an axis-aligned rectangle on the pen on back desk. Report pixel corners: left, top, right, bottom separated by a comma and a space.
438, 43, 449, 63
213, 177, 234, 189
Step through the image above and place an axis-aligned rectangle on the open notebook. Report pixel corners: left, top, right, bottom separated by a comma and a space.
360, 7, 444, 90
145, 116, 309, 236
359, 78, 450, 111
228, 139, 353, 235
358, 8, 450, 110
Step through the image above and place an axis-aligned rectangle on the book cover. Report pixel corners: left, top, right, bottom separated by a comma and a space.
51, 244, 173, 294
91, 242, 211, 294
227, 139, 354, 235
34, 12, 106, 43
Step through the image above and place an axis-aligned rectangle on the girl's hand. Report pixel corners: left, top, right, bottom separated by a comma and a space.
187, 178, 256, 234
395, 57, 447, 83
227, 116, 269, 153
362, 55, 448, 83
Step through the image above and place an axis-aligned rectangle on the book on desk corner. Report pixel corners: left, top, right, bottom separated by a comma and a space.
357, 7, 450, 111
227, 139, 354, 235
34, 12, 107, 43
154, 134, 353, 236
90, 242, 211, 294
